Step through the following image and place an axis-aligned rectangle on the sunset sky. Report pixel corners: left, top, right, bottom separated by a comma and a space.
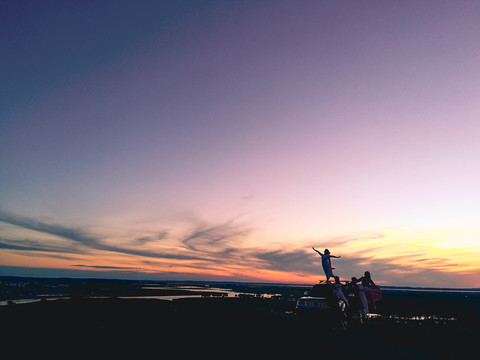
1, 1, 479, 287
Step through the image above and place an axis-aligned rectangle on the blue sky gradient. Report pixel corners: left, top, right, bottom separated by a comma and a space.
1, 1, 480, 286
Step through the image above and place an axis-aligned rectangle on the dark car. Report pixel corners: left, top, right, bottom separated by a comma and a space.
296, 283, 347, 328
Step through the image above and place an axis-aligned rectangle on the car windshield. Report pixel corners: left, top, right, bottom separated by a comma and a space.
308, 284, 333, 297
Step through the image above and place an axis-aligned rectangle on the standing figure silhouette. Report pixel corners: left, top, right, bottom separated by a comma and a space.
312, 247, 341, 282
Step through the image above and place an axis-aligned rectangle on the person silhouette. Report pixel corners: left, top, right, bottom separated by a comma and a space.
345, 277, 362, 314
356, 278, 369, 315
333, 276, 349, 306
312, 247, 341, 282
358, 271, 382, 310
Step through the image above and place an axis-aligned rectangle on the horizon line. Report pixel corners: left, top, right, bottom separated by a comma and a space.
1, 274, 479, 292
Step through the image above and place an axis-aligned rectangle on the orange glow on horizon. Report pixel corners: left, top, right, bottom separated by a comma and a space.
1, 219, 479, 288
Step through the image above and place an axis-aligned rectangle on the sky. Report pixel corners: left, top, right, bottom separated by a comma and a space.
1, 0, 480, 287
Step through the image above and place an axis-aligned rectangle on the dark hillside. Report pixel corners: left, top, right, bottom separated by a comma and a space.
2, 294, 479, 359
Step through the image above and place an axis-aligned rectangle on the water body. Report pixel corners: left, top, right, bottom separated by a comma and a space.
0, 297, 68, 306
0, 285, 281, 306
140, 285, 281, 298
119, 295, 203, 301
382, 287, 480, 293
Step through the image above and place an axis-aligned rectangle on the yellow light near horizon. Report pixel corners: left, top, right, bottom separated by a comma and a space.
339, 227, 480, 275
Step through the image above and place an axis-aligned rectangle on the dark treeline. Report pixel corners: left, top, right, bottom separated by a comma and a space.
1, 282, 480, 359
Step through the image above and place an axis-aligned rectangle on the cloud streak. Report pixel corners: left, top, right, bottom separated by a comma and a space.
182, 218, 251, 257
72, 264, 146, 271
0, 211, 98, 248
254, 249, 318, 274
1, 210, 478, 287
0, 211, 201, 261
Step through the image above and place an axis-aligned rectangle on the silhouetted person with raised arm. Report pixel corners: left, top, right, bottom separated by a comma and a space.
312, 247, 340, 282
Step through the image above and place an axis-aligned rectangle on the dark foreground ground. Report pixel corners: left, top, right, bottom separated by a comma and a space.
2, 290, 479, 359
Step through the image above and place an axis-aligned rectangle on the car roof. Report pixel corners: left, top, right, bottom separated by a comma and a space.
309, 283, 334, 297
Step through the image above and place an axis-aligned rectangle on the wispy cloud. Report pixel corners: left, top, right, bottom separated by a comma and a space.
254, 249, 318, 273
0, 211, 201, 261
182, 218, 251, 257
0, 211, 99, 248
72, 264, 146, 271
0, 211, 404, 282
0, 239, 76, 260
0, 238, 75, 253
134, 231, 170, 245
2, 210, 477, 287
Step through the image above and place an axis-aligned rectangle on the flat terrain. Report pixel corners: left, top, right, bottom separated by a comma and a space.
2, 287, 479, 359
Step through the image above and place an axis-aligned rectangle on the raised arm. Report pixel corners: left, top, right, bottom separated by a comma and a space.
312, 247, 322, 255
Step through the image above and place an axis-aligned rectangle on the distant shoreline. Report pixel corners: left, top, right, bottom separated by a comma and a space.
380, 285, 480, 292
1, 275, 479, 292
